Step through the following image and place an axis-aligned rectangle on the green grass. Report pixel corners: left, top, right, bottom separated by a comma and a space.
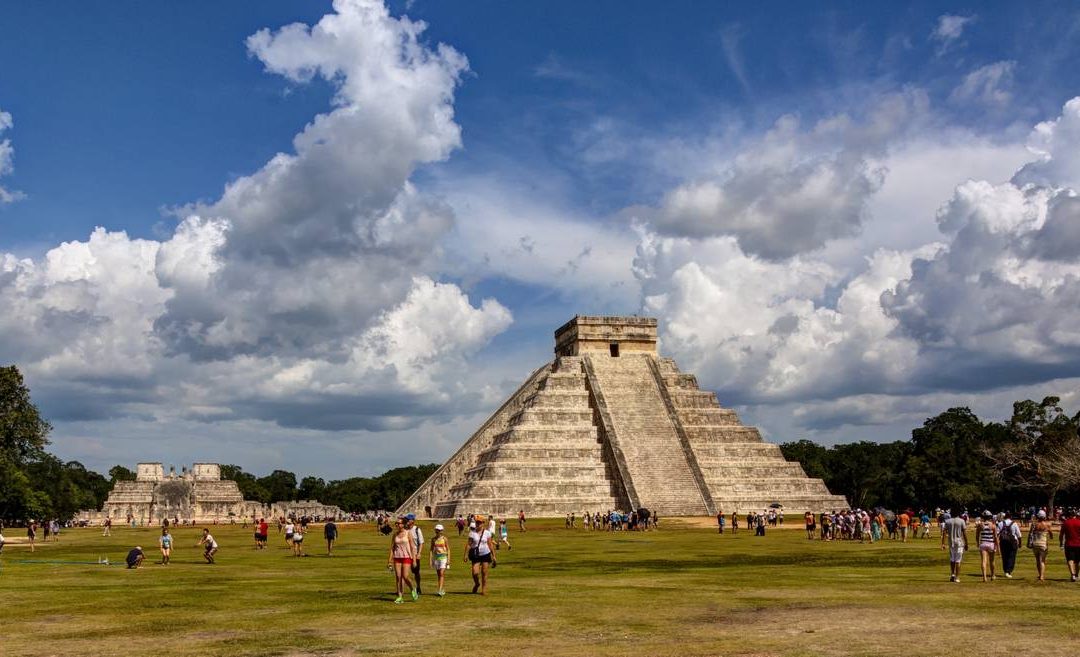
3, 520, 1079, 656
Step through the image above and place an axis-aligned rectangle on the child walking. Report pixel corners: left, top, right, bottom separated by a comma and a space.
430, 524, 450, 597
498, 518, 512, 551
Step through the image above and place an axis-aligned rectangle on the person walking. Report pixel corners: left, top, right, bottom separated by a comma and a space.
292, 524, 305, 557
997, 512, 1022, 578
941, 511, 968, 582
430, 524, 450, 597
324, 519, 338, 556
975, 510, 999, 582
1028, 510, 1053, 582
1058, 507, 1080, 582
387, 518, 417, 604
498, 518, 511, 550
405, 514, 424, 595
466, 519, 497, 595
284, 520, 295, 549
158, 527, 173, 565
518, 509, 526, 532
102, 517, 112, 537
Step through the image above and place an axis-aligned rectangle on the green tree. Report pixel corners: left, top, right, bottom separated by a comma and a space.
826, 441, 913, 510
298, 476, 326, 501
986, 396, 1080, 510
1, 365, 51, 465
906, 407, 1000, 510
0, 366, 53, 521
220, 464, 271, 504
780, 439, 831, 480
258, 469, 298, 503
108, 465, 137, 483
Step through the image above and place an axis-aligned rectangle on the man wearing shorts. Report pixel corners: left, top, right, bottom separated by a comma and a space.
198, 528, 219, 564
257, 518, 268, 550
405, 514, 424, 595
941, 512, 967, 582
1059, 507, 1080, 582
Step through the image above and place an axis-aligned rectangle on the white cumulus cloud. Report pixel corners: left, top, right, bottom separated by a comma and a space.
0, 109, 25, 203
1, 0, 512, 436
634, 90, 929, 260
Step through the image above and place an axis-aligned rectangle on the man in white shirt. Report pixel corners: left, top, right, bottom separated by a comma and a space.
198, 528, 219, 564
405, 514, 424, 595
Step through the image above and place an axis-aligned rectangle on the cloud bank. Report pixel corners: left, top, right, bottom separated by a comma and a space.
1, 0, 511, 438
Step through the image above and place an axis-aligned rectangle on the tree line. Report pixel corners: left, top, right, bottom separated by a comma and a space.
0, 365, 435, 522
780, 398, 1080, 512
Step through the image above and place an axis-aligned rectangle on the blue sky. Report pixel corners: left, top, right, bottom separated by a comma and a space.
2, 1, 1080, 479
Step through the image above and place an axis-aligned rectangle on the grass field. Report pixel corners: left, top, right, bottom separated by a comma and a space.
3, 519, 1079, 657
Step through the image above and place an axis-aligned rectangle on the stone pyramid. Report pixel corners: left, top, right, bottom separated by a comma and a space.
398, 316, 847, 518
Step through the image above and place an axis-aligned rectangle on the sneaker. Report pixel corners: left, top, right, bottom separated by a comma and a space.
949, 575, 956, 582
437, 590, 445, 597
411, 589, 419, 601
1004, 573, 1012, 578
1072, 575, 1078, 582
394, 596, 403, 604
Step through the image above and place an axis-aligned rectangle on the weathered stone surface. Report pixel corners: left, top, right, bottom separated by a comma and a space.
398, 316, 848, 518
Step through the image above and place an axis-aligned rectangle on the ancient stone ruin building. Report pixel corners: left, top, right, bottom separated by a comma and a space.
398, 316, 847, 518
82, 462, 343, 524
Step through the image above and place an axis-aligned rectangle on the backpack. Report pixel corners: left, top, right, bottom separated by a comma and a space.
998, 520, 1017, 547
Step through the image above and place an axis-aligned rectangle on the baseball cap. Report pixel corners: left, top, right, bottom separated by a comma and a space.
981, 510, 992, 519
404, 513, 416, 521
1037, 510, 1047, 519
434, 524, 444, 531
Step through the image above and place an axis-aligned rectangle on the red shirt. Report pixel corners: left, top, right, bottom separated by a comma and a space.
258, 522, 268, 534
1061, 517, 1080, 547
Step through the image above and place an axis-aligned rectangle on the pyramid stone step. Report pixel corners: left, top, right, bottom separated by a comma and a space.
464, 463, 610, 481
698, 462, 807, 478
434, 497, 620, 518
678, 408, 741, 425
691, 442, 786, 459
447, 481, 620, 499
481, 445, 606, 461
708, 478, 836, 495
491, 426, 599, 445
523, 390, 590, 408
684, 425, 763, 443
541, 374, 587, 391
510, 408, 595, 425
669, 390, 721, 408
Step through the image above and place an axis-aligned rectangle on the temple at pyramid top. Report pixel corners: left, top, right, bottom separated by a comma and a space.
554, 315, 657, 357
398, 315, 847, 518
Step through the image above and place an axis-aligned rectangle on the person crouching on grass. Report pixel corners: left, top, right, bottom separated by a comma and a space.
388, 519, 418, 604
126, 546, 145, 569
430, 524, 450, 596
197, 528, 219, 564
